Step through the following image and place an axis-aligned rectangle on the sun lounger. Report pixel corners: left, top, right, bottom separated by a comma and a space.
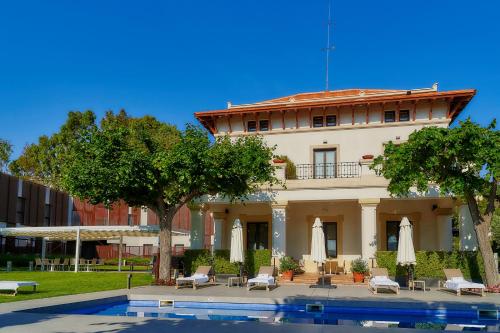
247, 266, 276, 291
0, 281, 38, 296
440, 269, 485, 296
369, 268, 400, 295
176, 265, 212, 290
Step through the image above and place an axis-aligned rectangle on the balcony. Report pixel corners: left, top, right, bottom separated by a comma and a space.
295, 162, 361, 180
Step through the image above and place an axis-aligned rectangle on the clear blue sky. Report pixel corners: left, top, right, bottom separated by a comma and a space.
1, 1, 499, 158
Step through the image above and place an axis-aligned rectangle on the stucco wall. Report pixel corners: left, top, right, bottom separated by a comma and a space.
210, 197, 453, 269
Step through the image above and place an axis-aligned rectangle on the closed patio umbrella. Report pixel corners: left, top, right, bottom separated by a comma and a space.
397, 217, 416, 285
230, 219, 244, 277
311, 217, 326, 284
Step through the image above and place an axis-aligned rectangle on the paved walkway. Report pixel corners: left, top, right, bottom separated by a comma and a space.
0, 285, 498, 333
130, 284, 500, 309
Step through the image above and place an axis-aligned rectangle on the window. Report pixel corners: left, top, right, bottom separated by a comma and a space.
313, 116, 324, 128
259, 119, 269, 131
313, 149, 336, 179
323, 222, 338, 258
43, 204, 51, 226
386, 220, 413, 250
16, 197, 25, 224
399, 110, 410, 122
246, 222, 268, 250
384, 111, 396, 123
326, 115, 337, 127
247, 121, 257, 132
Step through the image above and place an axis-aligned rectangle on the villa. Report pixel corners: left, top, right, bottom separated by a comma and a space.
193, 85, 478, 272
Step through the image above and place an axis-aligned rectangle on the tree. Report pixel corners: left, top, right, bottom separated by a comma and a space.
372, 119, 499, 287
61, 111, 278, 281
10, 111, 97, 189
0, 138, 13, 172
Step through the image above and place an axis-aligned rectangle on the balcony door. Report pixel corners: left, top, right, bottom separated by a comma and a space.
314, 149, 336, 179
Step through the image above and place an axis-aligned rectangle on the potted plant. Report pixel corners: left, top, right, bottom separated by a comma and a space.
351, 258, 369, 283
362, 154, 374, 160
273, 158, 286, 163
279, 256, 299, 281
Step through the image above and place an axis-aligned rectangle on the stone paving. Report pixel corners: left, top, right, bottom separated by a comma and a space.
0, 284, 498, 333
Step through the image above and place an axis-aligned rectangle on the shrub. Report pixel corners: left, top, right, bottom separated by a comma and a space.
183, 249, 272, 277
375, 250, 485, 281
244, 249, 272, 276
213, 250, 239, 274
351, 258, 369, 274
276, 155, 297, 180
183, 249, 211, 275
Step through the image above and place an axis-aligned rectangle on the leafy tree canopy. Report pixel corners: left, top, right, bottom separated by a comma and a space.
372, 118, 499, 286
0, 138, 13, 172
372, 119, 498, 197
60, 110, 278, 280
10, 111, 97, 188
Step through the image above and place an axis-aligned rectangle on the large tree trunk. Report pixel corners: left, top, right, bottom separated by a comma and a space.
157, 207, 176, 282
465, 193, 499, 287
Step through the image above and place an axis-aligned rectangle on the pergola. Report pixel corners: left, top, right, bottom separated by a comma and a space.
0, 225, 160, 272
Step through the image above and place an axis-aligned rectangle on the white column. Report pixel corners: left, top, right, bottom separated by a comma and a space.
436, 214, 453, 251
271, 203, 287, 258
41, 238, 47, 271
459, 204, 478, 251
359, 199, 379, 262
118, 236, 123, 272
189, 205, 205, 249
212, 212, 225, 250
74, 227, 81, 272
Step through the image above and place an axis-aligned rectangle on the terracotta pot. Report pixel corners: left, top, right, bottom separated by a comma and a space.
273, 159, 285, 163
281, 270, 293, 281
353, 272, 365, 283
362, 154, 374, 160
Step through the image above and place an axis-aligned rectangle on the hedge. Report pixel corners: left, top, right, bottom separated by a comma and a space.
375, 251, 484, 281
183, 249, 271, 276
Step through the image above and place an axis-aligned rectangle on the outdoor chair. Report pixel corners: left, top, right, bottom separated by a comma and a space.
176, 265, 213, 290
369, 268, 400, 295
247, 266, 277, 291
34, 258, 43, 271
70, 258, 78, 271
60, 258, 69, 271
439, 269, 485, 296
90, 258, 98, 271
51, 258, 60, 271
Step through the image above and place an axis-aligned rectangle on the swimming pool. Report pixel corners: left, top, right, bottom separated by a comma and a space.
63, 300, 499, 331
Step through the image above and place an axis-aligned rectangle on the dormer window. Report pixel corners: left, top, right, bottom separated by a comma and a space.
247, 121, 257, 132
259, 119, 269, 131
326, 115, 337, 127
313, 116, 324, 128
384, 111, 396, 123
399, 110, 410, 122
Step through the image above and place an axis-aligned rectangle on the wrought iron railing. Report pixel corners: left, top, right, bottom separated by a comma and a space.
295, 162, 360, 179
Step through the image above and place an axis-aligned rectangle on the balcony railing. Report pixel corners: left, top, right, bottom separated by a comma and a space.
295, 162, 361, 180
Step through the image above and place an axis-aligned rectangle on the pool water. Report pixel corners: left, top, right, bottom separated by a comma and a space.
66, 300, 500, 331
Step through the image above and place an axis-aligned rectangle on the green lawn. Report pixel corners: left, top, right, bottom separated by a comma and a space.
0, 271, 152, 303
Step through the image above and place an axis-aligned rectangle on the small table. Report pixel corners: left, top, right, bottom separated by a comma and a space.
410, 280, 426, 292
228, 276, 243, 287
